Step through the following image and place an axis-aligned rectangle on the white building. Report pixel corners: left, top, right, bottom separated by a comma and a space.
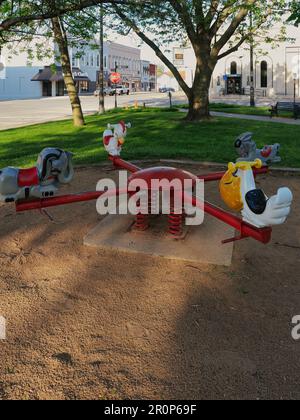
0, 47, 51, 100
170, 22, 300, 99
0, 40, 142, 100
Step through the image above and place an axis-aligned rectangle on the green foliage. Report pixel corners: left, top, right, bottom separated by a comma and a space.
288, 0, 300, 26
177, 102, 295, 118
0, 1, 113, 71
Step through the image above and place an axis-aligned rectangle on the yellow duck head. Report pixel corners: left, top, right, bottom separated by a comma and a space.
220, 159, 263, 212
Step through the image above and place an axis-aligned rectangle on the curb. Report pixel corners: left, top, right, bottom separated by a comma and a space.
75, 159, 300, 175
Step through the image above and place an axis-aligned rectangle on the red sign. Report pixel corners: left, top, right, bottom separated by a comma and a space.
110, 72, 121, 84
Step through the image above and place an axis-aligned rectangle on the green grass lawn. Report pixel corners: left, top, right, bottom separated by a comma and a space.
210, 103, 271, 116
178, 102, 294, 119
0, 107, 299, 168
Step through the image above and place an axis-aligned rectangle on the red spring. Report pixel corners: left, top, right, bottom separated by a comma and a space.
168, 208, 184, 237
135, 213, 149, 231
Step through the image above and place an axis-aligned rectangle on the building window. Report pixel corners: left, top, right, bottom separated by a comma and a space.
174, 48, 184, 66
91, 54, 94, 67
261, 60, 268, 88
230, 61, 237, 75
217, 76, 221, 86
175, 53, 184, 60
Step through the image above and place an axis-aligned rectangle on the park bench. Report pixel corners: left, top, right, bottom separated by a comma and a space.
270, 101, 300, 119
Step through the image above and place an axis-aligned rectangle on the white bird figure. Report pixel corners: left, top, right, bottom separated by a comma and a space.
103, 121, 131, 157
220, 160, 293, 228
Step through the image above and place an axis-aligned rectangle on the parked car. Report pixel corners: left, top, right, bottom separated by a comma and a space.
94, 87, 113, 97
112, 85, 130, 96
159, 87, 176, 93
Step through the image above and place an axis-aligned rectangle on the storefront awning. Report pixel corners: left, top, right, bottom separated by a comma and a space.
32, 66, 90, 83
31, 66, 59, 82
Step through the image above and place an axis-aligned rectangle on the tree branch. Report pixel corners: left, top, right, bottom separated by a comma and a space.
168, 0, 197, 42
0, 0, 128, 32
205, 0, 220, 25
217, 34, 249, 59
211, 0, 257, 55
113, 4, 191, 98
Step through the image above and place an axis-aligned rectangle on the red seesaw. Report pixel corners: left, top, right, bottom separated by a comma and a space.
15, 155, 271, 245
7, 120, 292, 246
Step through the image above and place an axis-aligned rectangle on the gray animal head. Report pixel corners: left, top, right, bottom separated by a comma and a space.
37, 148, 74, 184
234, 132, 256, 158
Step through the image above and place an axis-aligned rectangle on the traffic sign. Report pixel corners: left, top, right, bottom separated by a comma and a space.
110, 72, 121, 84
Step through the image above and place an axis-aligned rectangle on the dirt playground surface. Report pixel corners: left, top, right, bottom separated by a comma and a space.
0, 163, 299, 400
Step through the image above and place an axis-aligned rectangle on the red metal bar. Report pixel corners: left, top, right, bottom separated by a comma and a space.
198, 167, 269, 182
183, 193, 272, 244
16, 188, 127, 212
109, 156, 141, 173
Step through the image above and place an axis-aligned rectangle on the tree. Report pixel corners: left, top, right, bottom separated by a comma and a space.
0, 1, 122, 36
107, 0, 287, 121
66, 4, 107, 114
0, 1, 116, 126
52, 17, 85, 126
50, 7, 103, 126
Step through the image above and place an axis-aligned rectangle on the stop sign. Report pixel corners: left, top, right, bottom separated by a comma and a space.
110, 72, 121, 84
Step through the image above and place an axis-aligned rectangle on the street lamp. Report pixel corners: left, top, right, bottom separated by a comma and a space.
293, 72, 298, 107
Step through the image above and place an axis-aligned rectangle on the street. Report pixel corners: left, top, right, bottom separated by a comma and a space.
0, 92, 187, 130
0, 92, 280, 131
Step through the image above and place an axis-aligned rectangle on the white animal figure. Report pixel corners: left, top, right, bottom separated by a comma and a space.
235, 132, 281, 165
220, 160, 293, 228
103, 121, 131, 156
0, 148, 74, 203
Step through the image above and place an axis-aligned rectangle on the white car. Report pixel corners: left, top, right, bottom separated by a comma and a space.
94, 87, 113, 97
113, 85, 130, 96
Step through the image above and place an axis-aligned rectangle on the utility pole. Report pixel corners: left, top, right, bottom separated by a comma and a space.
250, 10, 255, 107
115, 61, 118, 109
98, 3, 105, 114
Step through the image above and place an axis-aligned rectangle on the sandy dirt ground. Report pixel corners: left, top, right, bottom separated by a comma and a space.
0, 163, 299, 400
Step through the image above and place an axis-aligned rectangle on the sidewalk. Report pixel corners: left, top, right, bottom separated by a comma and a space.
178, 108, 300, 125
211, 111, 300, 125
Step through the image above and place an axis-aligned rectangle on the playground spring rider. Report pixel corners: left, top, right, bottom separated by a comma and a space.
103, 121, 132, 157
0, 122, 293, 245
235, 132, 281, 165
0, 148, 74, 203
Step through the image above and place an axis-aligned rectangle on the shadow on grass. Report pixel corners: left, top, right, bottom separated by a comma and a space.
0, 108, 299, 168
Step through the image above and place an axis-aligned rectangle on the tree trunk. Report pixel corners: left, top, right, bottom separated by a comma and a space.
185, 64, 212, 122
52, 17, 85, 127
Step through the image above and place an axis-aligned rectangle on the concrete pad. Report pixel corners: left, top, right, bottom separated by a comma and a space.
84, 214, 234, 266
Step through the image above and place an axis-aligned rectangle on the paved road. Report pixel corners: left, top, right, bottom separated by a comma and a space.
1, 92, 299, 130
0, 92, 187, 130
